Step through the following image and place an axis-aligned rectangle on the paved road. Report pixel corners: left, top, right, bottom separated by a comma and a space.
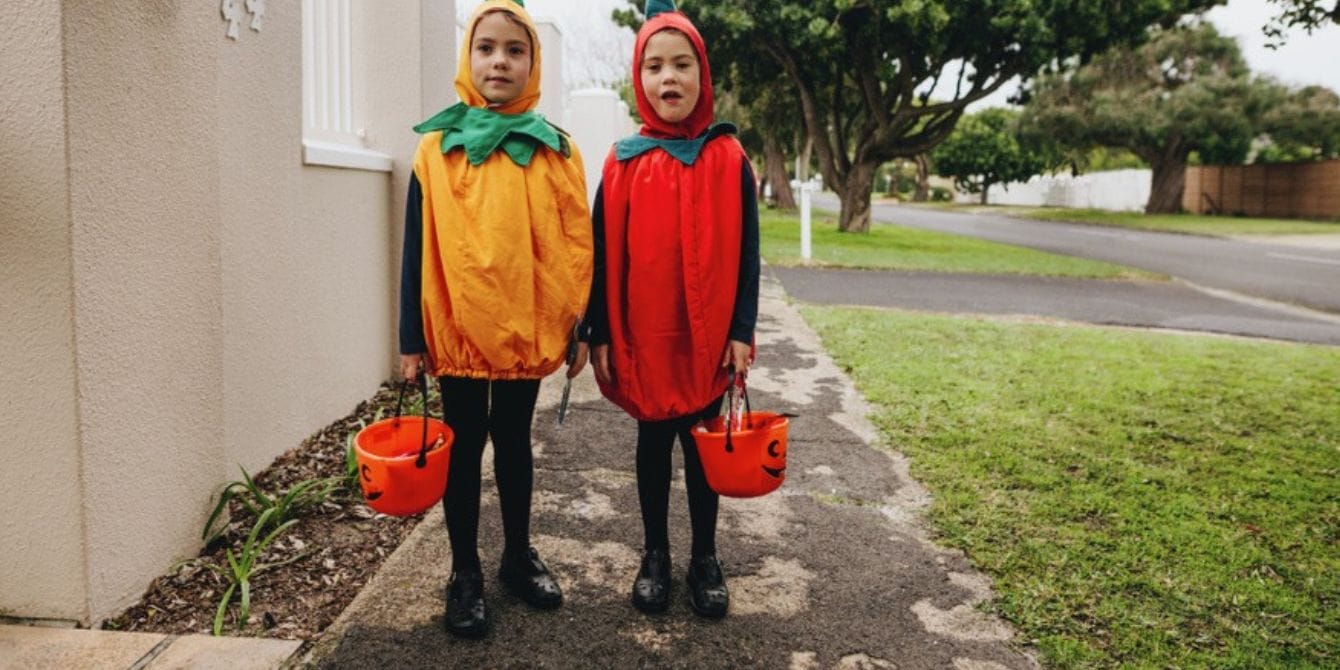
817, 196, 1340, 314
770, 266, 1340, 346
304, 277, 1039, 670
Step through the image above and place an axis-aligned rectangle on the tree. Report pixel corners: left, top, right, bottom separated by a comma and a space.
932, 108, 1052, 205
1022, 23, 1280, 214
1266, 0, 1340, 44
669, 0, 1222, 232
1259, 85, 1340, 160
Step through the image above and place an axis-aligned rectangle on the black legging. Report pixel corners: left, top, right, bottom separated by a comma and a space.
439, 376, 541, 575
636, 395, 725, 560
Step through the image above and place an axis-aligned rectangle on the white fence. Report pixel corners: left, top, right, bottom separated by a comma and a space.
964, 168, 1153, 212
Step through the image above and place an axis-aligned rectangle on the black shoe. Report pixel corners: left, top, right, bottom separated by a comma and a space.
631, 549, 672, 613
444, 571, 489, 639
686, 555, 729, 619
498, 547, 563, 610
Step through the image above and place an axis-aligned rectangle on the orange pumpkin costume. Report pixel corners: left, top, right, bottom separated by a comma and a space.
402, 0, 592, 380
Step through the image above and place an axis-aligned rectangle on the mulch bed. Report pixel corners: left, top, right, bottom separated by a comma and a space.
102, 382, 440, 640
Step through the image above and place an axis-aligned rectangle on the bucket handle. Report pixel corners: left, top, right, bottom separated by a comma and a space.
393, 372, 433, 469
722, 370, 753, 454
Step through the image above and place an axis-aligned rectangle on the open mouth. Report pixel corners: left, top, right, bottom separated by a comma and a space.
762, 466, 785, 479
660, 91, 683, 102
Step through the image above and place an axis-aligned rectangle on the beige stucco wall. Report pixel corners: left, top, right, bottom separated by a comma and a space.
2, 1, 456, 624
0, 0, 88, 622
62, 0, 228, 622
216, 0, 413, 475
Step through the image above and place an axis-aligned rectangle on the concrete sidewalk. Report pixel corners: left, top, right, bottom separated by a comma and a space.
298, 275, 1038, 669
0, 624, 300, 669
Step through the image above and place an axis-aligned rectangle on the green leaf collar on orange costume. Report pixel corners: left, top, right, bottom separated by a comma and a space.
413, 103, 568, 167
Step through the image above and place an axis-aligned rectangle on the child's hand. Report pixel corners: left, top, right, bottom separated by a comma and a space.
592, 344, 613, 386
400, 354, 424, 382
721, 340, 752, 374
567, 342, 589, 379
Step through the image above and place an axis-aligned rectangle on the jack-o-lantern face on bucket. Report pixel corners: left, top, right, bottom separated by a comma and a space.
360, 464, 384, 501
762, 439, 786, 479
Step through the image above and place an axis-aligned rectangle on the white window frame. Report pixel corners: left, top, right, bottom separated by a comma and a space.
301, 0, 391, 172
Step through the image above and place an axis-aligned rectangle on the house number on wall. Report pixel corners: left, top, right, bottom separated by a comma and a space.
222, 0, 266, 40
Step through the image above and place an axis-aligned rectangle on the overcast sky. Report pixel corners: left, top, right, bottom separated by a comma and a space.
461, 0, 1340, 106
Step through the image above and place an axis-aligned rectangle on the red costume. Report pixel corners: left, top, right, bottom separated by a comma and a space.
595, 11, 750, 422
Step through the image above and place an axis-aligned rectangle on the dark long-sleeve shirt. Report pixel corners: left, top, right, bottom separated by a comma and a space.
583, 161, 760, 346
399, 174, 428, 356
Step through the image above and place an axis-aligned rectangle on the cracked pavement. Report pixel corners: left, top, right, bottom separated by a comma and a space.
302, 276, 1038, 670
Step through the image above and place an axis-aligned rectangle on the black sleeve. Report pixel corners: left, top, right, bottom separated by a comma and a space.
581, 185, 611, 346
399, 173, 429, 355
728, 161, 760, 343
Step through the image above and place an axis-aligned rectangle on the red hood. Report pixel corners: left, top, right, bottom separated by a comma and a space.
633, 12, 715, 140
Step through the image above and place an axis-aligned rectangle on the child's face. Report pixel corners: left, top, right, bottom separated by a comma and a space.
640, 30, 701, 125
470, 11, 533, 106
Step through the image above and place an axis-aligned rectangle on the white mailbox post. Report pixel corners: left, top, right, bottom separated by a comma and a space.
790, 177, 822, 262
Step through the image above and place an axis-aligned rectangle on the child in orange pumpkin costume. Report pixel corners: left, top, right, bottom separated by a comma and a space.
585, 0, 761, 619
399, 0, 592, 639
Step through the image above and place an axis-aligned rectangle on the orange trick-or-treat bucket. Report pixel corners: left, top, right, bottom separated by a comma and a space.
354, 376, 453, 516
691, 373, 790, 498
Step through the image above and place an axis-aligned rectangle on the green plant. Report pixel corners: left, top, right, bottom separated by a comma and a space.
202, 508, 303, 635
343, 407, 386, 496
202, 466, 340, 543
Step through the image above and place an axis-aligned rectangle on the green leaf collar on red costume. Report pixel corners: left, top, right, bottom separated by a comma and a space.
615, 122, 737, 165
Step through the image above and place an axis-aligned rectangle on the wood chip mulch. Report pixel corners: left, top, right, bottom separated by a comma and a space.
102, 382, 440, 641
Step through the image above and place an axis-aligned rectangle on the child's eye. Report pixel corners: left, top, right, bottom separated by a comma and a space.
510, 47, 525, 56
477, 45, 492, 54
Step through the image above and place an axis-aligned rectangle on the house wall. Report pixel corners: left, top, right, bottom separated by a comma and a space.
1, 0, 456, 624
0, 0, 88, 623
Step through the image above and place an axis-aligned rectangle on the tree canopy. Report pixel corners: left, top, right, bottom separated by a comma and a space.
669, 0, 1224, 231
1266, 0, 1340, 43
932, 108, 1052, 204
1021, 22, 1340, 213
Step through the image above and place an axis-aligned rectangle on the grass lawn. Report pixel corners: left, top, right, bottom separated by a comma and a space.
803, 306, 1339, 669
1019, 208, 1340, 237
761, 209, 1161, 280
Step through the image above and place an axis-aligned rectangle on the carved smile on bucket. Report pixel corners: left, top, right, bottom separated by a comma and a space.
762, 440, 786, 479
360, 464, 383, 501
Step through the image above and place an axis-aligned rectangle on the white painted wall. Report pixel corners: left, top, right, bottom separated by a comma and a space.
533, 18, 565, 128
565, 88, 638, 202
970, 169, 1153, 212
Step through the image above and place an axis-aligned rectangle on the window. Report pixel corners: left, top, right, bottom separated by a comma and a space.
301, 0, 391, 171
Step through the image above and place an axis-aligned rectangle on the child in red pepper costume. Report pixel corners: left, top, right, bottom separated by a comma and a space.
400, 0, 592, 639
586, 0, 760, 619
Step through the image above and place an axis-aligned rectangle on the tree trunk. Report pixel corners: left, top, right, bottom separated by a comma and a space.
913, 154, 931, 202
980, 183, 991, 205
1146, 150, 1189, 214
763, 133, 796, 210
837, 161, 878, 233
